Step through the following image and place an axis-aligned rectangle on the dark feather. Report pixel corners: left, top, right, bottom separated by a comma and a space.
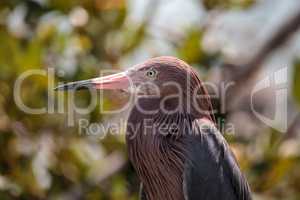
183, 119, 252, 200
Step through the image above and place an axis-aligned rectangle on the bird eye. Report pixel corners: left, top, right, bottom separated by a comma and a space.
146, 69, 157, 78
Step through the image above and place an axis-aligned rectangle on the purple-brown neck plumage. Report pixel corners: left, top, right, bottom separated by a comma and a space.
126, 57, 215, 200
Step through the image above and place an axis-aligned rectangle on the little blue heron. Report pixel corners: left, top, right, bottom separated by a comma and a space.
55, 56, 252, 200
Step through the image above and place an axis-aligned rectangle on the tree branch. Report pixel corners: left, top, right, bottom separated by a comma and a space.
225, 9, 300, 110
282, 113, 300, 141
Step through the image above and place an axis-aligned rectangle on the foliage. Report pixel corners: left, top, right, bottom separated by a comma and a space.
0, 0, 299, 200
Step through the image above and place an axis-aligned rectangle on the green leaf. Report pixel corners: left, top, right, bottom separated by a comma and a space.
177, 29, 204, 64
292, 60, 300, 106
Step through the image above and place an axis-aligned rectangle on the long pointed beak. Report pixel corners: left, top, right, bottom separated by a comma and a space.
54, 72, 130, 91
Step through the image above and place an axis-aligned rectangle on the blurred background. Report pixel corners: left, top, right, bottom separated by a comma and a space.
0, 0, 300, 199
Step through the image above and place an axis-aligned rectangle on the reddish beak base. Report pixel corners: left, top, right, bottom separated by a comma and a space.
54, 72, 130, 91
92, 72, 130, 90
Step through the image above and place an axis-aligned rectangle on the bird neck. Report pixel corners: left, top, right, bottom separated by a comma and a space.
126, 97, 192, 200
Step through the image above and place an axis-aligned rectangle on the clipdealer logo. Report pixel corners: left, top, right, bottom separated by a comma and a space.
251, 67, 288, 132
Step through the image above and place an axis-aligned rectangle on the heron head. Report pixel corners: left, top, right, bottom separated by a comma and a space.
55, 56, 193, 96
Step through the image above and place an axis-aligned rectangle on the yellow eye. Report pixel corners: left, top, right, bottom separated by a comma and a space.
146, 69, 157, 78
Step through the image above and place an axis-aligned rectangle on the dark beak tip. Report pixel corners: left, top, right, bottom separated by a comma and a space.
53, 85, 66, 91
53, 80, 94, 91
